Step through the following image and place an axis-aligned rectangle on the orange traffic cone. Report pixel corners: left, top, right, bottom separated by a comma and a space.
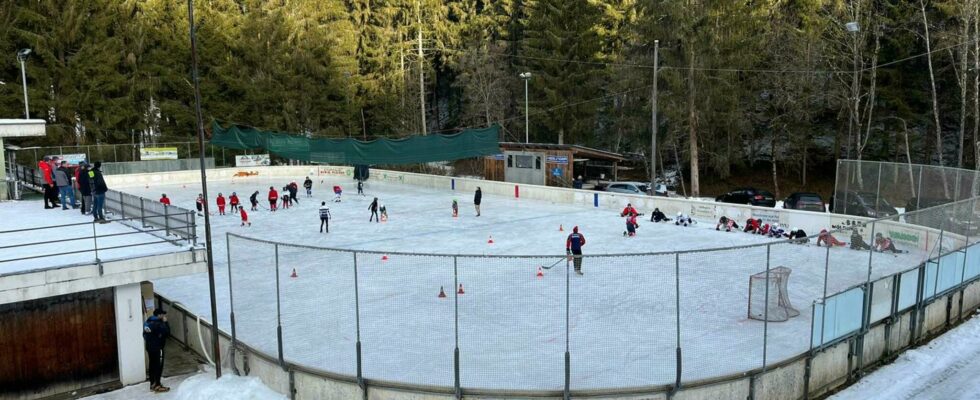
536, 267, 544, 278
559, 224, 564, 232
457, 284, 465, 294
290, 268, 298, 278
382, 255, 389, 261
488, 235, 494, 244
438, 286, 447, 298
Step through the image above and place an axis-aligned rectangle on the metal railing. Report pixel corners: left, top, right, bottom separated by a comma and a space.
10, 141, 251, 168
220, 195, 980, 396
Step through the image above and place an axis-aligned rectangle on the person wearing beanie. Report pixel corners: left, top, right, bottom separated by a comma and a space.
565, 226, 587, 275
143, 308, 170, 393
76, 162, 92, 215
88, 162, 108, 223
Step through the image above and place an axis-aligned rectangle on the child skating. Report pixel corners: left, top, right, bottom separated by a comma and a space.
268, 187, 279, 211
229, 192, 240, 213
216, 193, 226, 215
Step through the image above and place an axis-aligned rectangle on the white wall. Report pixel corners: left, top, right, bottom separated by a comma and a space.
114, 282, 146, 385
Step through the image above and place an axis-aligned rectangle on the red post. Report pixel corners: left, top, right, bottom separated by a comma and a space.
515, 185, 520, 198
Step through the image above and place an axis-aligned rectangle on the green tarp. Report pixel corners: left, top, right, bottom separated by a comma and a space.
209, 121, 501, 165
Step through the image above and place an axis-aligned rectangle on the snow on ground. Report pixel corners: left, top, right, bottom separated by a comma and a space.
81, 367, 285, 400
116, 177, 931, 390
831, 314, 980, 400
0, 200, 188, 275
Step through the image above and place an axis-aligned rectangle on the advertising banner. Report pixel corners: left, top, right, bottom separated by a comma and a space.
46, 153, 88, 166
140, 147, 179, 160
235, 154, 271, 167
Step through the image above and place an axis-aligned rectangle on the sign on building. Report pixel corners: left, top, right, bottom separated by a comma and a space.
546, 155, 569, 165
236, 154, 271, 167
139, 147, 179, 160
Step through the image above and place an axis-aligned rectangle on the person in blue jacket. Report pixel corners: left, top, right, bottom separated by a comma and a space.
566, 226, 587, 275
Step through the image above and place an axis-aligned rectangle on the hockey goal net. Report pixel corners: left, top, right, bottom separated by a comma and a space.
748, 266, 799, 322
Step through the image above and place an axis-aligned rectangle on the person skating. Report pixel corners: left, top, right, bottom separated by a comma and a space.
333, 185, 343, 202
143, 309, 170, 393
250, 191, 260, 211
319, 201, 332, 233
195, 194, 204, 215
850, 230, 872, 250
621, 203, 639, 217
281, 186, 291, 209
216, 193, 226, 215
88, 162, 108, 223
239, 208, 250, 227
650, 208, 669, 223
675, 212, 694, 227
566, 226, 586, 275
380, 204, 388, 221
625, 214, 639, 237
288, 182, 299, 204
369, 197, 380, 222
357, 180, 364, 196
874, 233, 906, 253
474, 187, 482, 217
77, 162, 91, 215
160, 194, 171, 206
303, 177, 313, 197
817, 229, 847, 247
55, 161, 77, 209
452, 199, 459, 217
268, 187, 279, 211
786, 227, 809, 243
229, 192, 240, 213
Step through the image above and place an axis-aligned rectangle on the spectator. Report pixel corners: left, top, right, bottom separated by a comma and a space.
38, 156, 58, 209
54, 161, 76, 210
76, 162, 92, 215
474, 187, 482, 217
572, 175, 584, 189
159, 194, 171, 206
143, 309, 170, 393
89, 162, 108, 223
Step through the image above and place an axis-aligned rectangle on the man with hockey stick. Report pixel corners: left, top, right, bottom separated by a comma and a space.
566, 226, 586, 275
250, 191, 260, 211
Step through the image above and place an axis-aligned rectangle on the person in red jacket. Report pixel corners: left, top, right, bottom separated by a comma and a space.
38, 156, 58, 209
216, 193, 227, 215
229, 192, 240, 213
239, 208, 250, 227
160, 194, 171, 206
621, 203, 639, 217
817, 229, 847, 247
268, 187, 279, 211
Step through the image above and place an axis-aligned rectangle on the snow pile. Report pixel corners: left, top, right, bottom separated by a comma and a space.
831, 313, 980, 400
171, 372, 285, 400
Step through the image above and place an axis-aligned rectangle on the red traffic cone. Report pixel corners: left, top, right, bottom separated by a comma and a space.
382, 255, 389, 261
536, 267, 544, 278
290, 268, 298, 278
438, 286, 447, 298
559, 224, 564, 232
488, 235, 494, 244
457, 284, 465, 294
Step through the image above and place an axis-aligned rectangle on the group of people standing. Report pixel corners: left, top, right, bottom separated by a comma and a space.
37, 157, 108, 223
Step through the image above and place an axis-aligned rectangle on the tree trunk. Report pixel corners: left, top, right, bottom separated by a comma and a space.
958, 15, 970, 168
771, 130, 779, 199
974, 0, 979, 169
859, 30, 881, 159
922, 0, 944, 167
687, 50, 700, 197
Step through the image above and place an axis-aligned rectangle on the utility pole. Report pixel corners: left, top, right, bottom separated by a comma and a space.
187, 0, 222, 377
417, 1, 427, 135
651, 40, 659, 188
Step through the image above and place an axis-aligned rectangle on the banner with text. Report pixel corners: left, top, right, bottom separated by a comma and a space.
236, 154, 271, 167
140, 147, 179, 161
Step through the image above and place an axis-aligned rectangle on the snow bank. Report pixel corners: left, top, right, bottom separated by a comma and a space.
171, 371, 285, 400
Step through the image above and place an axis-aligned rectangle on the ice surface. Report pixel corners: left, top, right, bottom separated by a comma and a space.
80, 367, 285, 400
831, 315, 980, 400
0, 200, 187, 275
116, 177, 932, 390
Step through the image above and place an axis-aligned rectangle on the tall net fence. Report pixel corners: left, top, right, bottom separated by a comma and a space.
223, 196, 980, 394
834, 160, 980, 217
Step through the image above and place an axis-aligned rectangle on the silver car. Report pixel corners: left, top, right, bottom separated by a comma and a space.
604, 182, 651, 195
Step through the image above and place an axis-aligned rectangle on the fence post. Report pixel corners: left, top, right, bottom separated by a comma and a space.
92, 220, 101, 273
164, 204, 171, 237
762, 244, 771, 373
140, 198, 147, 228
192, 212, 198, 247
674, 252, 682, 392
563, 256, 571, 400
453, 256, 461, 400
119, 191, 126, 219
353, 252, 365, 398
275, 244, 285, 369
226, 233, 239, 375
820, 244, 831, 346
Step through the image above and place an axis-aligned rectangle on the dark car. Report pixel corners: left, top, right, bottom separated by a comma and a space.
715, 187, 776, 207
783, 192, 825, 212
833, 191, 898, 218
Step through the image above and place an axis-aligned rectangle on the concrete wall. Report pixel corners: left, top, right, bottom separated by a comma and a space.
114, 283, 146, 385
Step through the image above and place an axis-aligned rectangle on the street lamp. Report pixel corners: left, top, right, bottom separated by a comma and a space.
519, 72, 531, 143
16, 48, 32, 119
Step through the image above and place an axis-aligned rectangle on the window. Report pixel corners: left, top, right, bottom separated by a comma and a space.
515, 155, 534, 169
535, 156, 542, 169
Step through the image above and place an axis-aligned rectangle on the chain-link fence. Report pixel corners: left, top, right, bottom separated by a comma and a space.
222, 196, 980, 395
10, 141, 253, 169
834, 160, 980, 217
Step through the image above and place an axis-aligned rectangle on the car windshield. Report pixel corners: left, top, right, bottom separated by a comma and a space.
799, 195, 821, 203
636, 184, 649, 193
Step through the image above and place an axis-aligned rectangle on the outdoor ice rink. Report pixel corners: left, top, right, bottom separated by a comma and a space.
117, 175, 931, 390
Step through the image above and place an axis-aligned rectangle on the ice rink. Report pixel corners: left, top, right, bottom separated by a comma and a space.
117, 176, 930, 390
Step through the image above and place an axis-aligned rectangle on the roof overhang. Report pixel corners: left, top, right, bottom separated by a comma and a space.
0, 119, 46, 138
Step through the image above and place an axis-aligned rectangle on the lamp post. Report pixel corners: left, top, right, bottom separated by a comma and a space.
16, 48, 32, 119
519, 72, 531, 143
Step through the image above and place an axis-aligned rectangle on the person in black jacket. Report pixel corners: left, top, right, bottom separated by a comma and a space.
89, 162, 109, 223
250, 191, 260, 211
77, 162, 92, 215
474, 187, 482, 217
143, 309, 170, 393
368, 197, 379, 222
303, 177, 313, 197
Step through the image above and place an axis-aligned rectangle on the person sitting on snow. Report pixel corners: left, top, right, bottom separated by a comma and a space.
650, 208, 670, 222
817, 229, 847, 247
786, 227, 808, 243
675, 212, 694, 227
850, 230, 872, 250
874, 232, 906, 253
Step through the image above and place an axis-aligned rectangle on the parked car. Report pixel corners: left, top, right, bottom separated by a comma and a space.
715, 187, 776, 207
833, 191, 898, 218
783, 192, 825, 212
602, 181, 651, 195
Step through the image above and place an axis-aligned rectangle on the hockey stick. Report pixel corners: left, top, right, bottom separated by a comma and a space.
541, 257, 567, 270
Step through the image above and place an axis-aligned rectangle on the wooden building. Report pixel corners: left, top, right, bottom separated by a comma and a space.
483, 142, 626, 188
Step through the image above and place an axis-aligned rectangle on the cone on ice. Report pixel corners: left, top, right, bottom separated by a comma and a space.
536, 267, 544, 278
438, 286, 447, 298
487, 235, 494, 244
382, 255, 389, 261
290, 268, 298, 278
457, 284, 465, 294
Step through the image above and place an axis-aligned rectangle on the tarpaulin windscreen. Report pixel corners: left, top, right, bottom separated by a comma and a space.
209, 121, 501, 165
